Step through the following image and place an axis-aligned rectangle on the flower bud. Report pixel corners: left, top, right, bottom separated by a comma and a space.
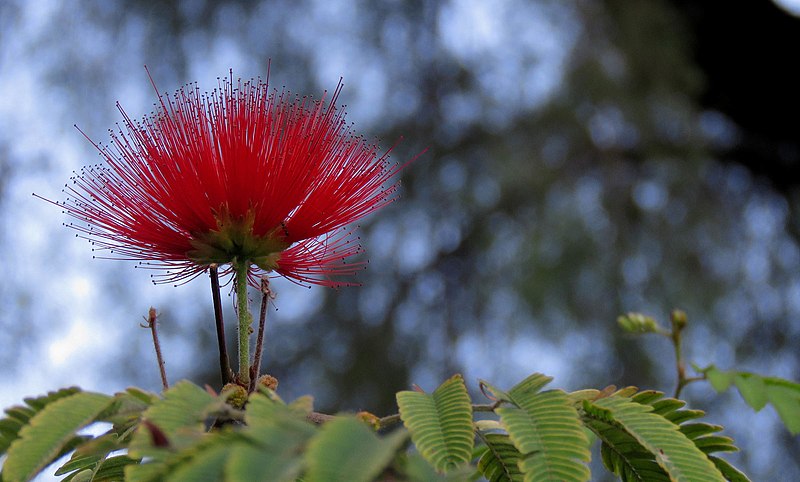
221, 383, 248, 409
670, 309, 688, 330
617, 312, 660, 333
256, 374, 279, 391
356, 411, 381, 430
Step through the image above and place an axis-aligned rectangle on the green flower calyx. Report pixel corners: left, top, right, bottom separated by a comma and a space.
187, 208, 291, 271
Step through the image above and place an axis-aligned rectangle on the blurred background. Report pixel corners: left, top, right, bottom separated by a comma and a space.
1, 0, 799, 479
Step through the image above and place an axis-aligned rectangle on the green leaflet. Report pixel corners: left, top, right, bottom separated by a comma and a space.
99, 388, 158, 430
710, 455, 752, 482
766, 382, 800, 435
305, 416, 407, 482
124, 458, 172, 482
397, 374, 474, 473
61, 455, 139, 482
124, 380, 222, 481
164, 443, 231, 482
588, 403, 673, 482
128, 424, 242, 482
57, 453, 107, 478
400, 452, 478, 481
476, 433, 524, 482
225, 443, 304, 482
56, 432, 136, 480
401, 452, 444, 481
227, 391, 317, 482
481, 373, 552, 404
137, 381, 218, 436
586, 390, 747, 482
599, 440, 669, 481
55, 389, 155, 481
0, 387, 81, 457
702, 366, 800, 435
496, 374, 591, 482
733, 374, 768, 411
244, 389, 315, 435
128, 380, 219, 459
128, 390, 318, 482
589, 396, 725, 482
3, 392, 113, 482
88, 455, 139, 482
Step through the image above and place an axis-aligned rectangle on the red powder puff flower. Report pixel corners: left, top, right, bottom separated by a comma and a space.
48, 71, 412, 288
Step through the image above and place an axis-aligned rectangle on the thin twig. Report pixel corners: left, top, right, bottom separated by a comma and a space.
376, 402, 505, 430
307, 411, 336, 425
472, 402, 502, 412
210, 265, 233, 385
249, 277, 273, 392
378, 413, 401, 429
669, 309, 690, 398
143, 307, 169, 391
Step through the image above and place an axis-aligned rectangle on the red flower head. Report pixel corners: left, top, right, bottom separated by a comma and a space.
52, 71, 411, 288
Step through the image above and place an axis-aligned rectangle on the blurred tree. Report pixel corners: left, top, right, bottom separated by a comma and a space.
673, 0, 800, 195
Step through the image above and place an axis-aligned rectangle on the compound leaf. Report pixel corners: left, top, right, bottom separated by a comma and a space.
128, 380, 219, 458
3, 392, 112, 482
0, 387, 81, 456
498, 386, 590, 482
701, 366, 800, 435
305, 416, 406, 482
397, 374, 474, 473
589, 396, 725, 482
476, 433, 524, 482
227, 391, 316, 482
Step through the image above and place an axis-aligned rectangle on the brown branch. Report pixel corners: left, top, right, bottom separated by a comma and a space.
669, 309, 691, 399
327, 401, 505, 430
210, 265, 234, 385
249, 277, 272, 392
473, 402, 502, 412
378, 413, 401, 429
306, 411, 336, 425
143, 307, 168, 391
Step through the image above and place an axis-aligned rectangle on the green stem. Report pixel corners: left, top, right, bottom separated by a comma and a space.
234, 259, 253, 387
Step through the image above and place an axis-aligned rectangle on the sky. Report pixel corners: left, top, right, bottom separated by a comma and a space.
775, 0, 800, 15
0, 0, 578, 407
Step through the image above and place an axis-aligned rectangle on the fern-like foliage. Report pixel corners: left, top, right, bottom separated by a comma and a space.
475, 432, 524, 482
582, 388, 746, 482
0, 373, 754, 482
700, 365, 800, 435
632, 390, 750, 482
396, 374, 474, 473
54, 388, 156, 481
123, 385, 408, 482
399, 452, 478, 481
484, 373, 591, 482
58, 455, 139, 482
305, 416, 407, 482
0, 387, 81, 457
230, 391, 317, 482
2, 391, 114, 482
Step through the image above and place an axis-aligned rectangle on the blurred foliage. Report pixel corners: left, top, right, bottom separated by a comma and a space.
0, 371, 762, 481
1, 0, 799, 479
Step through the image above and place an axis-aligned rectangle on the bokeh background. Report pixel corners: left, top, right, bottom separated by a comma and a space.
1, 0, 799, 479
